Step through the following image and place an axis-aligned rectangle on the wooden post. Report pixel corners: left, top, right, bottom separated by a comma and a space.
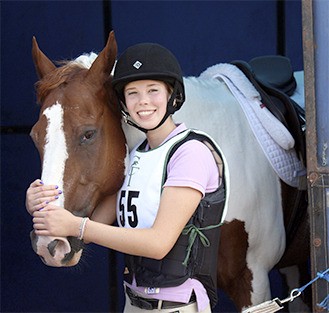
302, 0, 329, 311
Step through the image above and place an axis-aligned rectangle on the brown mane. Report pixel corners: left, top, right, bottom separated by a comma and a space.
35, 62, 87, 105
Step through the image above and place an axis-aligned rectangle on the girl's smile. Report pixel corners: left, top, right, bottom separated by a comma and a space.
137, 109, 156, 118
124, 80, 170, 129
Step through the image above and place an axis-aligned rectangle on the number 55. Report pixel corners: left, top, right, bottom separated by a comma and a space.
119, 190, 140, 227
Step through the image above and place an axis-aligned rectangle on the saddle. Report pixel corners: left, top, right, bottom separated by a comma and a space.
231, 56, 306, 165
232, 56, 307, 250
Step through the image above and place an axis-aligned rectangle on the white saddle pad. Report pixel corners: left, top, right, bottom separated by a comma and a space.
200, 64, 305, 187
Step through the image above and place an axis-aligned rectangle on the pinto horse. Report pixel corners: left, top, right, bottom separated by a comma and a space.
30, 31, 309, 311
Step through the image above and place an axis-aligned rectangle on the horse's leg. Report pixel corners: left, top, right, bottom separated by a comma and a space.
218, 218, 285, 311
217, 219, 253, 311
247, 262, 272, 307
245, 226, 285, 309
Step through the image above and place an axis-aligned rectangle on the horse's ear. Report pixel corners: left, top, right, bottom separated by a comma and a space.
32, 36, 57, 79
87, 30, 117, 82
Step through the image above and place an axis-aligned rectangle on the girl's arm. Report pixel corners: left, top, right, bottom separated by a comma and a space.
33, 186, 202, 259
26, 179, 61, 214
26, 179, 117, 225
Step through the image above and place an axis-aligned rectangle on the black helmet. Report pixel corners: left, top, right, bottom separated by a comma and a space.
112, 43, 185, 112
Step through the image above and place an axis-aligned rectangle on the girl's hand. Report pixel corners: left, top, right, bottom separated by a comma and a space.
26, 179, 62, 215
32, 204, 81, 238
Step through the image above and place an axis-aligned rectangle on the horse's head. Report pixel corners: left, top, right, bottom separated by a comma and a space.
30, 31, 127, 266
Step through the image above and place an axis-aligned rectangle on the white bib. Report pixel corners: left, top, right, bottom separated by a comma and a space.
116, 130, 192, 228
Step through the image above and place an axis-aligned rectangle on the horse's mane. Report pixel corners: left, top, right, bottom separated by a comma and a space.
35, 52, 98, 105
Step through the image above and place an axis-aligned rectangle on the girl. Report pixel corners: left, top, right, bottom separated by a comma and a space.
27, 42, 225, 312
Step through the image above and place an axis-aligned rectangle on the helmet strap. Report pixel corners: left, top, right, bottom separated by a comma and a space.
121, 109, 149, 133
121, 81, 179, 134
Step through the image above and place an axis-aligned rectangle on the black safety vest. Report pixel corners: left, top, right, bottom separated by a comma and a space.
124, 131, 226, 308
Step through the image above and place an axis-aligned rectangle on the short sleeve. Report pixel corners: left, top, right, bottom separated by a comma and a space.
163, 140, 219, 196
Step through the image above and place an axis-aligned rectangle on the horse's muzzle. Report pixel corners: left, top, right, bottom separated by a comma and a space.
30, 230, 83, 267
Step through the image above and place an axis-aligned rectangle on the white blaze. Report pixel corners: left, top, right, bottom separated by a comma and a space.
42, 102, 68, 206
35, 102, 73, 267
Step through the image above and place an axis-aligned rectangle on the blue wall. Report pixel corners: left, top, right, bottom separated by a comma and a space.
1, 1, 302, 312
112, 0, 303, 75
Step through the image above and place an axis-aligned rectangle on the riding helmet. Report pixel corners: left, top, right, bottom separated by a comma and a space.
112, 43, 185, 112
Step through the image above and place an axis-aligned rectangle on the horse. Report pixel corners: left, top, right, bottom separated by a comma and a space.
29, 31, 309, 311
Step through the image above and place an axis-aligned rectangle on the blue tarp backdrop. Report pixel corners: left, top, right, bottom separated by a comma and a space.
1, 1, 303, 312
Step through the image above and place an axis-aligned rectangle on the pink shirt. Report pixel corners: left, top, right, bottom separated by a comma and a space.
164, 126, 219, 196
126, 123, 219, 311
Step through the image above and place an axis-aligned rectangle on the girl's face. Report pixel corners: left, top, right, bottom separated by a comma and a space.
124, 80, 171, 130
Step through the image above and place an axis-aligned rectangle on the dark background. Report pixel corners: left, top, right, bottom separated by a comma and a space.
1, 1, 303, 312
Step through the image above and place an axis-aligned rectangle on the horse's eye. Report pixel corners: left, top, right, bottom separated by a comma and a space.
80, 129, 97, 145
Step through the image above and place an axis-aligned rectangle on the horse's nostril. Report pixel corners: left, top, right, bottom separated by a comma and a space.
47, 239, 59, 257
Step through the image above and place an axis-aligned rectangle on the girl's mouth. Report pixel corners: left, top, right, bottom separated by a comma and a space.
137, 110, 155, 117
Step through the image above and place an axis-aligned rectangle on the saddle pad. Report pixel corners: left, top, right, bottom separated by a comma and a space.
200, 64, 305, 187
200, 64, 295, 150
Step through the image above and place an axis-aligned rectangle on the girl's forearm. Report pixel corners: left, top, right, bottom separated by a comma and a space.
82, 220, 166, 259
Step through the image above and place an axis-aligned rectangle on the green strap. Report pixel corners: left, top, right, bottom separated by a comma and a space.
182, 222, 223, 266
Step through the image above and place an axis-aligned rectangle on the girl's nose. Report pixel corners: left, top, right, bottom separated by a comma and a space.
138, 93, 150, 105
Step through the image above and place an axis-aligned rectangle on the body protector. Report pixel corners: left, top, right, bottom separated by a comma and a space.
117, 129, 227, 308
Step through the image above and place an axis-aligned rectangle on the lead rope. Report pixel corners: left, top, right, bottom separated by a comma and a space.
242, 268, 329, 313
